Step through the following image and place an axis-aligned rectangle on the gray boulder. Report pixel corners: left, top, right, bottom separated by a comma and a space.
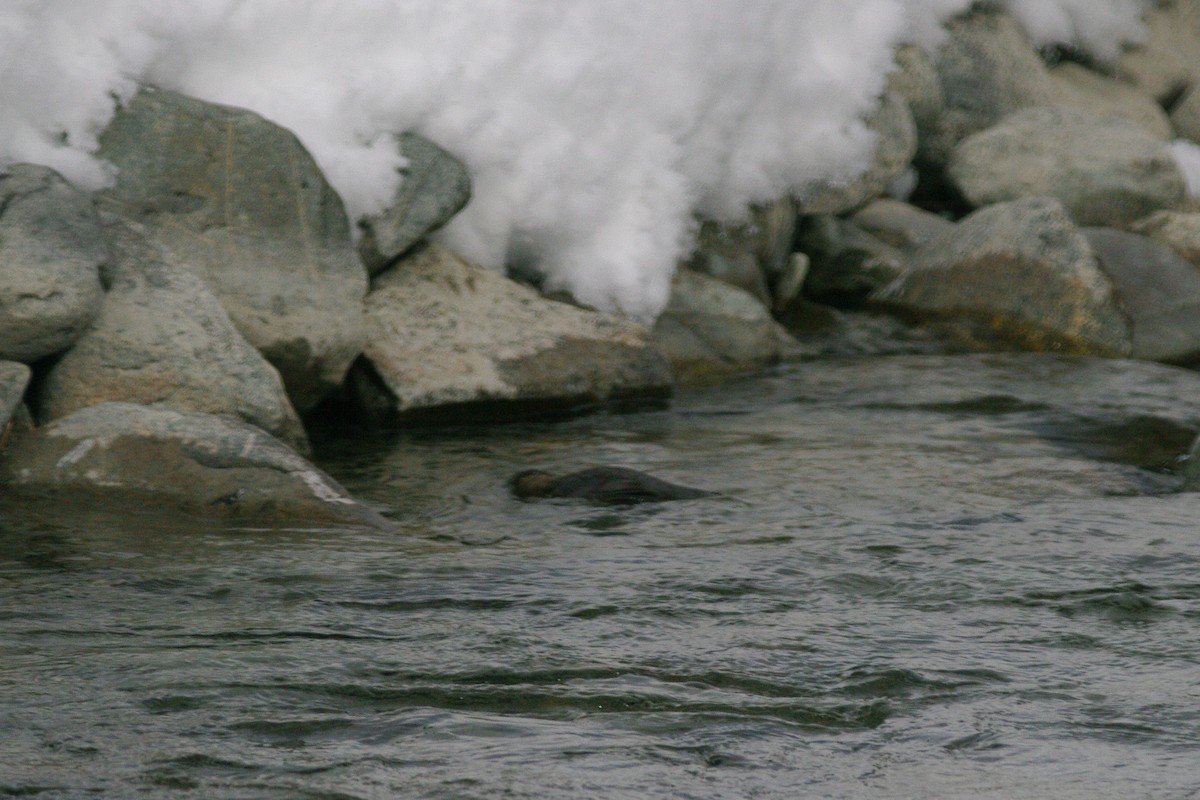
947, 106, 1186, 227
96, 88, 367, 411
1, 361, 30, 440
1130, 211, 1200, 267
1048, 63, 1173, 140
1171, 85, 1200, 144
797, 92, 916, 214
850, 199, 956, 255
0, 165, 107, 363
351, 244, 671, 418
0, 403, 387, 528
795, 216, 907, 306
919, 8, 1054, 168
38, 215, 308, 452
871, 197, 1132, 356
1084, 227, 1200, 364
650, 269, 800, 384
357, 132, 472, 275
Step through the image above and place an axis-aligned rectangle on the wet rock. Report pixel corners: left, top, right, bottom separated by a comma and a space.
0, 403, 386, 528
1, 362, 30, 440
1048, 63, 1173, 140
511, 466, 715, 504
947, 106, 1186, 227
686, 198, 799, 308
650, 269, 799, 384
797, 92, 917, 215
850, 199, 956, 255
96, 88, 367, 412
1171, 85, 1200, 144
888, 44, 943, 141
795, 216, 907, 307
772, 253, 811, 314
871, 197, 1132, 356
350, 244, 671, 419
0, 165, 107, 363
919, 8, 1054, 168
1118, 0, 1200, 103
1084, 228, 1200, 364
357, 132, 472, 275
1129, 211, 1200, 267
38, 215, 308, 453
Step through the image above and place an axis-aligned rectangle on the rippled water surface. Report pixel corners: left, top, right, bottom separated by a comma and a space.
4, 353, 1200, 799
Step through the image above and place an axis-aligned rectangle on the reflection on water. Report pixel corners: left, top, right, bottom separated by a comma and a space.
3, 353, 1200, 798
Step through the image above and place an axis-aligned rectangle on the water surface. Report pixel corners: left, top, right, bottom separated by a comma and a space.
4, 353, 1200, 798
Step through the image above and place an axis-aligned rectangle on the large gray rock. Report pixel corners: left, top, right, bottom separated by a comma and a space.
919, 8, 1054, 168
96, 88, 367, 411
795, 216, 908, 307
1, 361, 30, 440
650, 270, 799, 384
871, 197, 1132, 356
0, 403, 386, 528
1129, 211, 1200, 266
797, 92, 917, 214
357, 131, 472, 275
947, 106, 1187, 227
351, 245, 671, 419
1084, 227, 1200, 364
0, 165, 107, 363
1048, 63, 1173, 140
38, 215, 308, 452
1118, 0, 1200, 103
1171, 85, 1200, 144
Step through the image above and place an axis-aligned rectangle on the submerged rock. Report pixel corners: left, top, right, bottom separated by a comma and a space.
351, 244, 671, 420
650, 270, 800, 384
511, 466, 714, 504
948, 106, 1186, 227
38, 215, 309, 452
357, 132, 472, 275
0, 403, 386, 528
1084, 228, 1200, 365
97, 87, 367, 412
0, 165, 107, 363
871, 197, 1132, 356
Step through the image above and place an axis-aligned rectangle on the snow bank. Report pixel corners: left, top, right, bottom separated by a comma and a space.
0, 0, 1152, 321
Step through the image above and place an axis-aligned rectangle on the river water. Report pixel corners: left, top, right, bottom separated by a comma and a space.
3, 351, 1200, 799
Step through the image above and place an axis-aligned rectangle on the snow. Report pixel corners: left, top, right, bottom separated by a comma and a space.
0, 0, 1154, 321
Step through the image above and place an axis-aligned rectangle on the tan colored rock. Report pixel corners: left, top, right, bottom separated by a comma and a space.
1049, 63, 1173, 140
351, 245, 671, 418
1171, 85, 1200, 143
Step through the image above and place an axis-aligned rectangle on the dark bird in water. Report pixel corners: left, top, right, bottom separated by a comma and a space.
510, 466, 715, 504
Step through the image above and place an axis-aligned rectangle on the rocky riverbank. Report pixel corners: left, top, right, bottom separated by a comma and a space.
5, 3, 1200, 525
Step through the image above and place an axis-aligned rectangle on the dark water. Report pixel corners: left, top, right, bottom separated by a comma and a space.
4, 353, 1200, 799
